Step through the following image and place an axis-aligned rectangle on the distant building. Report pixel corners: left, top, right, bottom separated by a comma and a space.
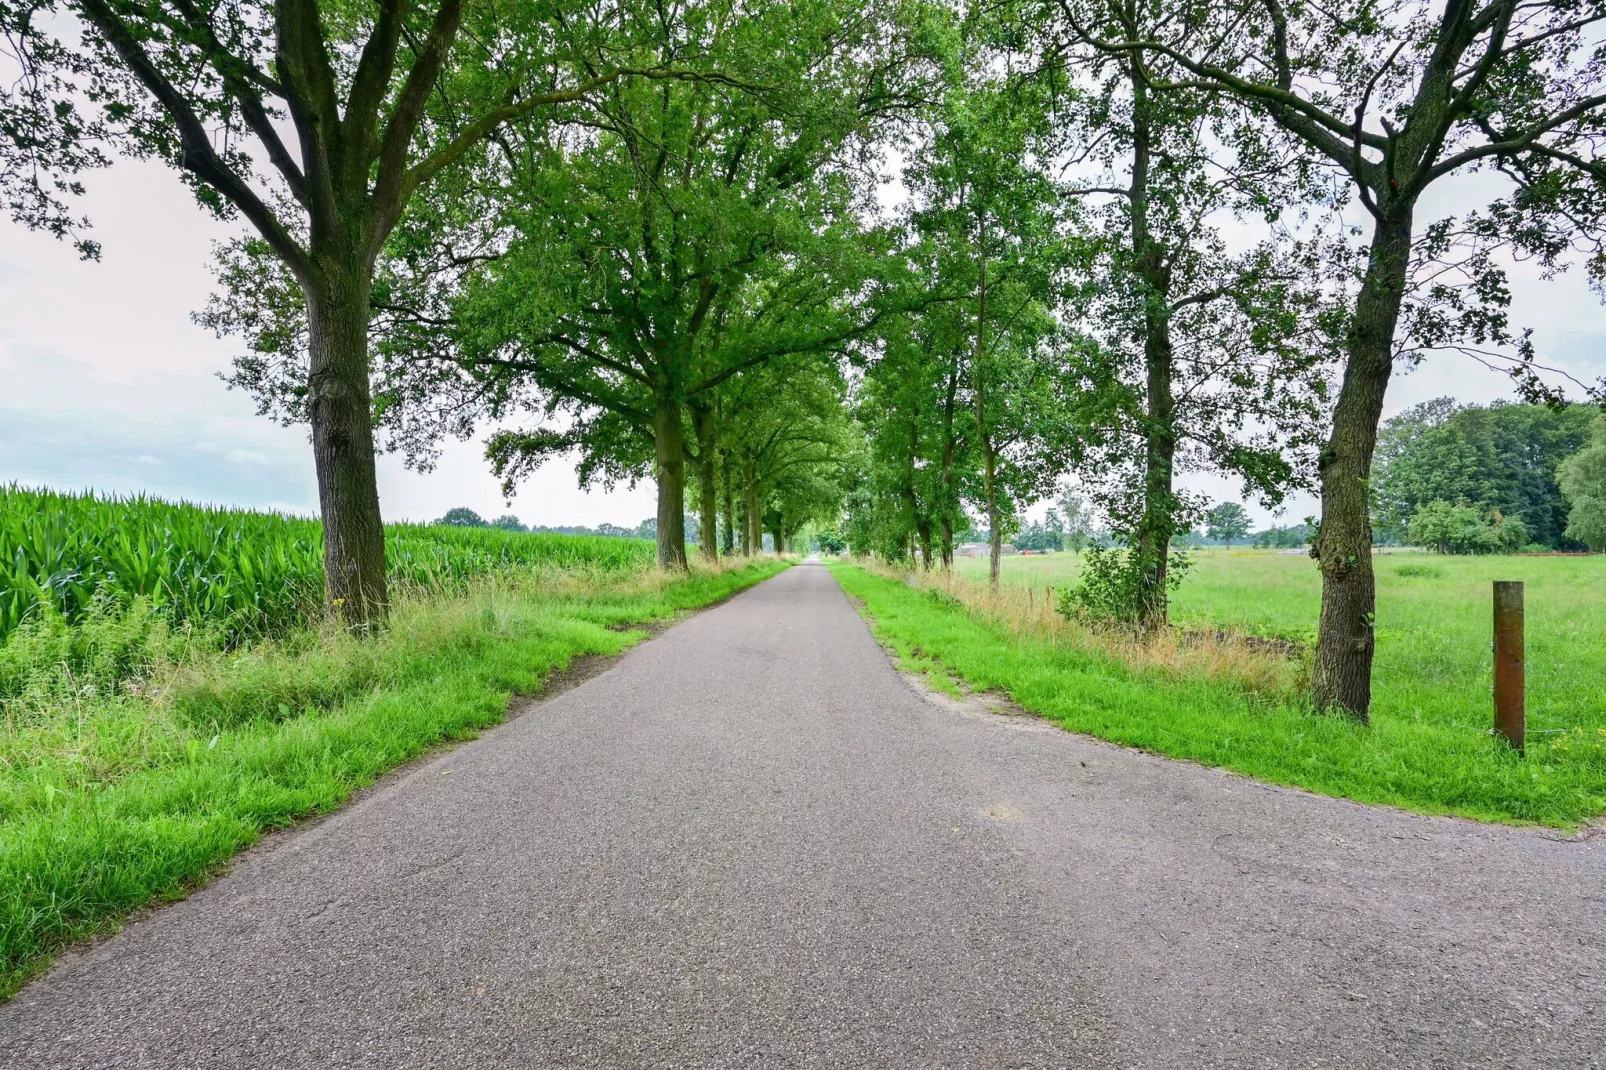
956, 542, 1016, 557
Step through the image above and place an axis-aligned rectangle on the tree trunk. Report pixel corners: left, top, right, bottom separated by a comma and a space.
1312, 207, 1415, 722
652, 392, 688, 570
938, 358, 960, 570
692, 403, 719, 561
905, 417, 934, 568
742, 461, 760, 556
972, 228, 1000, 590
304, 268, 388, 627
770, 517, 784, 555
721, 453, 736, 556
982, 441, 1001, 589
1128, 66, 1177, 629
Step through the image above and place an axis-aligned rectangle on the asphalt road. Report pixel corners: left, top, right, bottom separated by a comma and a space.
4, 561, 1603, 1069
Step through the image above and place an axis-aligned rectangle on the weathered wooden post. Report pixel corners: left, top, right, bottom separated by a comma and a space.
1493, 581, 1525, 755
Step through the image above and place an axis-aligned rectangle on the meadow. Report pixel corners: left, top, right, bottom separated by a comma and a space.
832, 548, 1606, 828
0, 486, 785, 997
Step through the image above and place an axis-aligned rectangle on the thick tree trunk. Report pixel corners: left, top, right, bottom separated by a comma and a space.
692, 404, 719, 561
304, 269, 388, 627
1312, 208, 1415, 722
652, 392, 689, 570
769, 518, 784, 555
721, 453, 736, 556
1128, 69, 1178, 628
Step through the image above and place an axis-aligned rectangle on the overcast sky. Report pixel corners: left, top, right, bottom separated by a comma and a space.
3, 156, 1604, 529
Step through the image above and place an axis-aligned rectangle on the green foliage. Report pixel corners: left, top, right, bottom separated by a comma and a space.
1205, 503, 1252, 548
0, 559, 790, 997
1014, 516, 1064, 552
0, 487, 654, 645
1374, 399, 1594, 548
1057, 543, 1190, 625
437, 507, 489, 527
1406, 500, 1528, 555
1254, 523, 1311, 549
1557, 416, 1606, 552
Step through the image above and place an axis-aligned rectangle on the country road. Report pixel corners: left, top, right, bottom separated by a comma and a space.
3, 561, 1603, 1069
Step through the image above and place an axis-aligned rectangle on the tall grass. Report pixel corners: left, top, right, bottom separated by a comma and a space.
0, 485, 654, 644
867, 561, 1303, 699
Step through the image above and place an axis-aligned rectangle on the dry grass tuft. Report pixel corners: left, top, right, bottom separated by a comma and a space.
867, 561, 1305, 698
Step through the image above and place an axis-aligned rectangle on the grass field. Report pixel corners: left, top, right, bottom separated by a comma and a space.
0, 486, 788, 998
832, 549, 1606, 828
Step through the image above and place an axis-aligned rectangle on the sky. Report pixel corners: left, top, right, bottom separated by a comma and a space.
3, 155, 1604, 530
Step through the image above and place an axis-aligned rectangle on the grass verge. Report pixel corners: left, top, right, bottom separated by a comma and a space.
829, 561, 1606, 830
0, 558, 787, 999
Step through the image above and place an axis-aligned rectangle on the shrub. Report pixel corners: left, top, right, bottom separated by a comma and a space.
1056, 543, 1191, 626
1405, 500, 1528, 555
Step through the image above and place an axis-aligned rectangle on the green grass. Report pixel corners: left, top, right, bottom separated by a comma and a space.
831, 555, 1606, 828
0, 558, 788, 999
957, 549, 1606, 744
1, 485, 656, 644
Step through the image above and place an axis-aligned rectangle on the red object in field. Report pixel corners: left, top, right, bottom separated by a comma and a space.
1493, 581, 1525, 756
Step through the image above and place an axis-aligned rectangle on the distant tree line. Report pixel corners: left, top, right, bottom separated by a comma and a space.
432, 508, 701, 544
1373, 400, 1601, 553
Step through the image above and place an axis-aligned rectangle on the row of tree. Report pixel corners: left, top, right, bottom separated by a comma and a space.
7, 0, 1605, 724
1375, 399, 1604, 552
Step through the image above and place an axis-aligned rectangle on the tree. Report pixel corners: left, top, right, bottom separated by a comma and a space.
1056, 484, 1095, 551
31, 0, 745, 624
490, 514, 526, 532
1406, 500, 1528, 554
1206, 503, 1251, 550
436, 507, 487, 527
1558, 416, 1606, 551
1048, 0, 1336, 627
1, 0, 105, 257
1077, 0, 1606, 718
1375, 399, 1594, 547
904, 74, 1081, 589
342, 0, 940, 571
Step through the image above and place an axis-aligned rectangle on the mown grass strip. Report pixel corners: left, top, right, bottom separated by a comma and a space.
829, 562, 1606, 830
0, 560, 787, 1000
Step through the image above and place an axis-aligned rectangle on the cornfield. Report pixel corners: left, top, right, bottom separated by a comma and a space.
0, 486, 655, 643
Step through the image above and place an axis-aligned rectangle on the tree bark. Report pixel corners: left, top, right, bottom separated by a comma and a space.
722, 453, 736, 556
692, 403, 719, 561
304, 267, 388, 627
742, 460, 760, 555
652, 391, 689, 570
938, 357, 960, 570
1127, 66, 1178, 628
1311, 207, 1415, 722
971, 226, 1001, 590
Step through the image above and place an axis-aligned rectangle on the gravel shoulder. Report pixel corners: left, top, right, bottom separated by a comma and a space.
3, 561, 1602, 1069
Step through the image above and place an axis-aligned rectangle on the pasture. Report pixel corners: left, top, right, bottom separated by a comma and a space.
955, 549, 1606, 744
829, 548, 1606, 828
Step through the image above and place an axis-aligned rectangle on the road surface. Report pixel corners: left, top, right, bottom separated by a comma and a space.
3, 562, 1603, 1069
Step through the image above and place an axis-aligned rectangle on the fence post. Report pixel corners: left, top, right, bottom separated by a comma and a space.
1493, 580, 1525, 756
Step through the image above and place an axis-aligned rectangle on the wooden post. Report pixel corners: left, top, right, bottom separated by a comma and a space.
1493, 581, 1525, 756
